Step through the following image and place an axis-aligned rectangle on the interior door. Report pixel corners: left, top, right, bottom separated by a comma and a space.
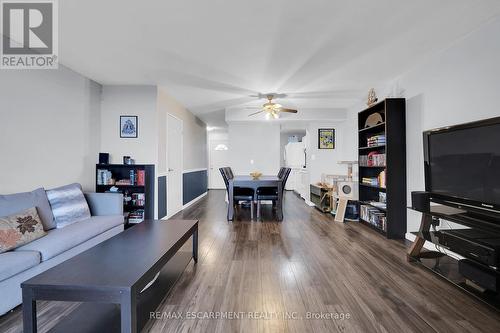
209, 139, 229, 189
167, 114, 183, 217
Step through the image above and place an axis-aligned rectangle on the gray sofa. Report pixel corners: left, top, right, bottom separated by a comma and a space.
0, 190, 124, 315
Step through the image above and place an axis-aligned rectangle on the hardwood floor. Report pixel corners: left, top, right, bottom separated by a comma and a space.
2, 190, 500, 332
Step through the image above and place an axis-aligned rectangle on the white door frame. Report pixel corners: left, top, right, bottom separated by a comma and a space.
208, 138, 229, 189
166, 113, 183, 219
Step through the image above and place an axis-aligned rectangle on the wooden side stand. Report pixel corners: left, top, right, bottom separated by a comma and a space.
407, 213, 436, 262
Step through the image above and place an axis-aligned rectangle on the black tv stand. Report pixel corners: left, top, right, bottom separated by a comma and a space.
408, 203, 500, 310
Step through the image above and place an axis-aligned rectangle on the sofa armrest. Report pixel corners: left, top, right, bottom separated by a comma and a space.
84, 192, 123, 216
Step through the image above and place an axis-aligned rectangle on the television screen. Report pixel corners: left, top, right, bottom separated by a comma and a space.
427, 123, 500, 207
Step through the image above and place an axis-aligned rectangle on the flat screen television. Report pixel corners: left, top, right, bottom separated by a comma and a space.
424, 116, 500, 218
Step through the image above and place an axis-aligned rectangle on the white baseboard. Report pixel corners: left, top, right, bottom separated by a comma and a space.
304, 199, 315, 206
182, 192, 208, 210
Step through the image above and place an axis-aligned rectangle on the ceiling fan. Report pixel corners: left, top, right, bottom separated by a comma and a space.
247, 94, 298, 119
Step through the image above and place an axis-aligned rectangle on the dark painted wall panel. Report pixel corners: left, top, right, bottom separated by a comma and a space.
183, 170, 208, 205
158, 176, 167, 219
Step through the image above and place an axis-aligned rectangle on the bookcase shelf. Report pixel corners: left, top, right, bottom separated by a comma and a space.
358, 98, 406, 239
95, 164, 155, 226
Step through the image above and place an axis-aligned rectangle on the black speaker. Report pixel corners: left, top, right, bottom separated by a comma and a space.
99, 153, 109, 165
459, 259, 500, 292
411, 191, 430, 213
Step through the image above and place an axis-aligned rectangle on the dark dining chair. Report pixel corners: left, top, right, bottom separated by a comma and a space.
277, 167, 286, 179
256, 167, 291, 220
219, 167, 255, 220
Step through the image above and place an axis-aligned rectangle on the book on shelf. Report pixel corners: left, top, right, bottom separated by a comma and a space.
97, 169, 114, 185
367, 134, 386, 147
128, 209, 144, 224
360, 205, 387, 231
360, 153, 386, 167
137, 170, 145, 186
131, 193, 145, 206
362, 177, 379, 186
367, 201, 387, 209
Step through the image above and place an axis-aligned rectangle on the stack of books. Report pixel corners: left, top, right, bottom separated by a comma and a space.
131, 193, 145, 207
359, 153, 386, 167
128, 209, 145, 224
97, 169, 114, 185
124, 170, 145, 186
115, 179, 132, 185
360, 205, 387, 231
367, 134, 386, 147
362, 177, 379, 186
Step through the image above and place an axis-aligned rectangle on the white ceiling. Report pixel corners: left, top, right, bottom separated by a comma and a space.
60, 1, 500, 125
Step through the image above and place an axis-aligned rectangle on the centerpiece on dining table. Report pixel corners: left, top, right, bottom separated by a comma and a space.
249, 171, 262, 179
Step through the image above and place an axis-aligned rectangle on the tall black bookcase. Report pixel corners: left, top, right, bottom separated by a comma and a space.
95, 164, 155, 224
358, 98, 406, 239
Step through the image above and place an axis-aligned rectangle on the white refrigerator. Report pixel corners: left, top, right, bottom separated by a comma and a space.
284, 142, 306, 190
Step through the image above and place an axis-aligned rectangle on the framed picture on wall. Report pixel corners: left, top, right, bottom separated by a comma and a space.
120, 116, 138, 138
318, 128, 335, 149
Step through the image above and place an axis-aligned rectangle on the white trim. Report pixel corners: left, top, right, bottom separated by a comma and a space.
183, 192, 208, 209
166, 113, 183, 218
183, 168, 208, 174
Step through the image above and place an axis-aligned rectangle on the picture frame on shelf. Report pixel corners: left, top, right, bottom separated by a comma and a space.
120, 115, 138, 138
318, 128, 335, 149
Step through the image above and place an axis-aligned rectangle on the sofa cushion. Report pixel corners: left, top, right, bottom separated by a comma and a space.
15, 215, 124, 261
0, 188, 55, 231
46, 183, 91, 228
0, 250, 41, 282
0, 207, 47, 253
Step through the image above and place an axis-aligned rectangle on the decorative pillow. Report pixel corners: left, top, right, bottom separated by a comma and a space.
0, 207, 47, 253
46, 183, 91, 228
0, 187, 55, 231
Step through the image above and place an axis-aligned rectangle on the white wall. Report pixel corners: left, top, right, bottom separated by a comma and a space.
396, 17, 500, 233
228, 123, 280, 175
0, 65, 101, 194
100, 86, 158, 165
306, 121, 357, 184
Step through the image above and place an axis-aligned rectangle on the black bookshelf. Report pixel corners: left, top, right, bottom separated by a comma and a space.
95, 164, 155, 225
358, 98, 406, 239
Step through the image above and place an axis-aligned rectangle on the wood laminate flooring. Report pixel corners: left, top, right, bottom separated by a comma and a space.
1, 190, 500, 333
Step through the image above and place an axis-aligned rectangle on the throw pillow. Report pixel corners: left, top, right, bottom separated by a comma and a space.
0, 187, 55, 231
0, 207, 47, 253
46, 183, 91, 228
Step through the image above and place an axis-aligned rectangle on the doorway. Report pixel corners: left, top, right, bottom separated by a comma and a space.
209, 139, 229, 189
167, 114, 183, 217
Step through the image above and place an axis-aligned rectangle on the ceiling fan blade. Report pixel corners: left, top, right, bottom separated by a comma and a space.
248, 110, 264, 117
280, 108, 298, 113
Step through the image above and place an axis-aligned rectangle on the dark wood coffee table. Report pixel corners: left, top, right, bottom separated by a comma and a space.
21, 219, 198, 333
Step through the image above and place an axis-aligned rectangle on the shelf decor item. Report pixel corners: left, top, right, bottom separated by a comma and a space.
120, 116, 138, 138
367, 88, 378, 106
318, 128, 335, 149
358, 98, 406, 239
250, 171, 262, 179
364, 112, 384, 128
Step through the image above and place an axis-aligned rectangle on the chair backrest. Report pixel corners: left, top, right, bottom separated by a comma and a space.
219, 167, 230, 191
226, 167, 234, 180
277, 167, 286, 178
281, 168, 292, 194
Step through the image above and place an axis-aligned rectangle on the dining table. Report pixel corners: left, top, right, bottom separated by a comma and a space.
227, 175, 283, 221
